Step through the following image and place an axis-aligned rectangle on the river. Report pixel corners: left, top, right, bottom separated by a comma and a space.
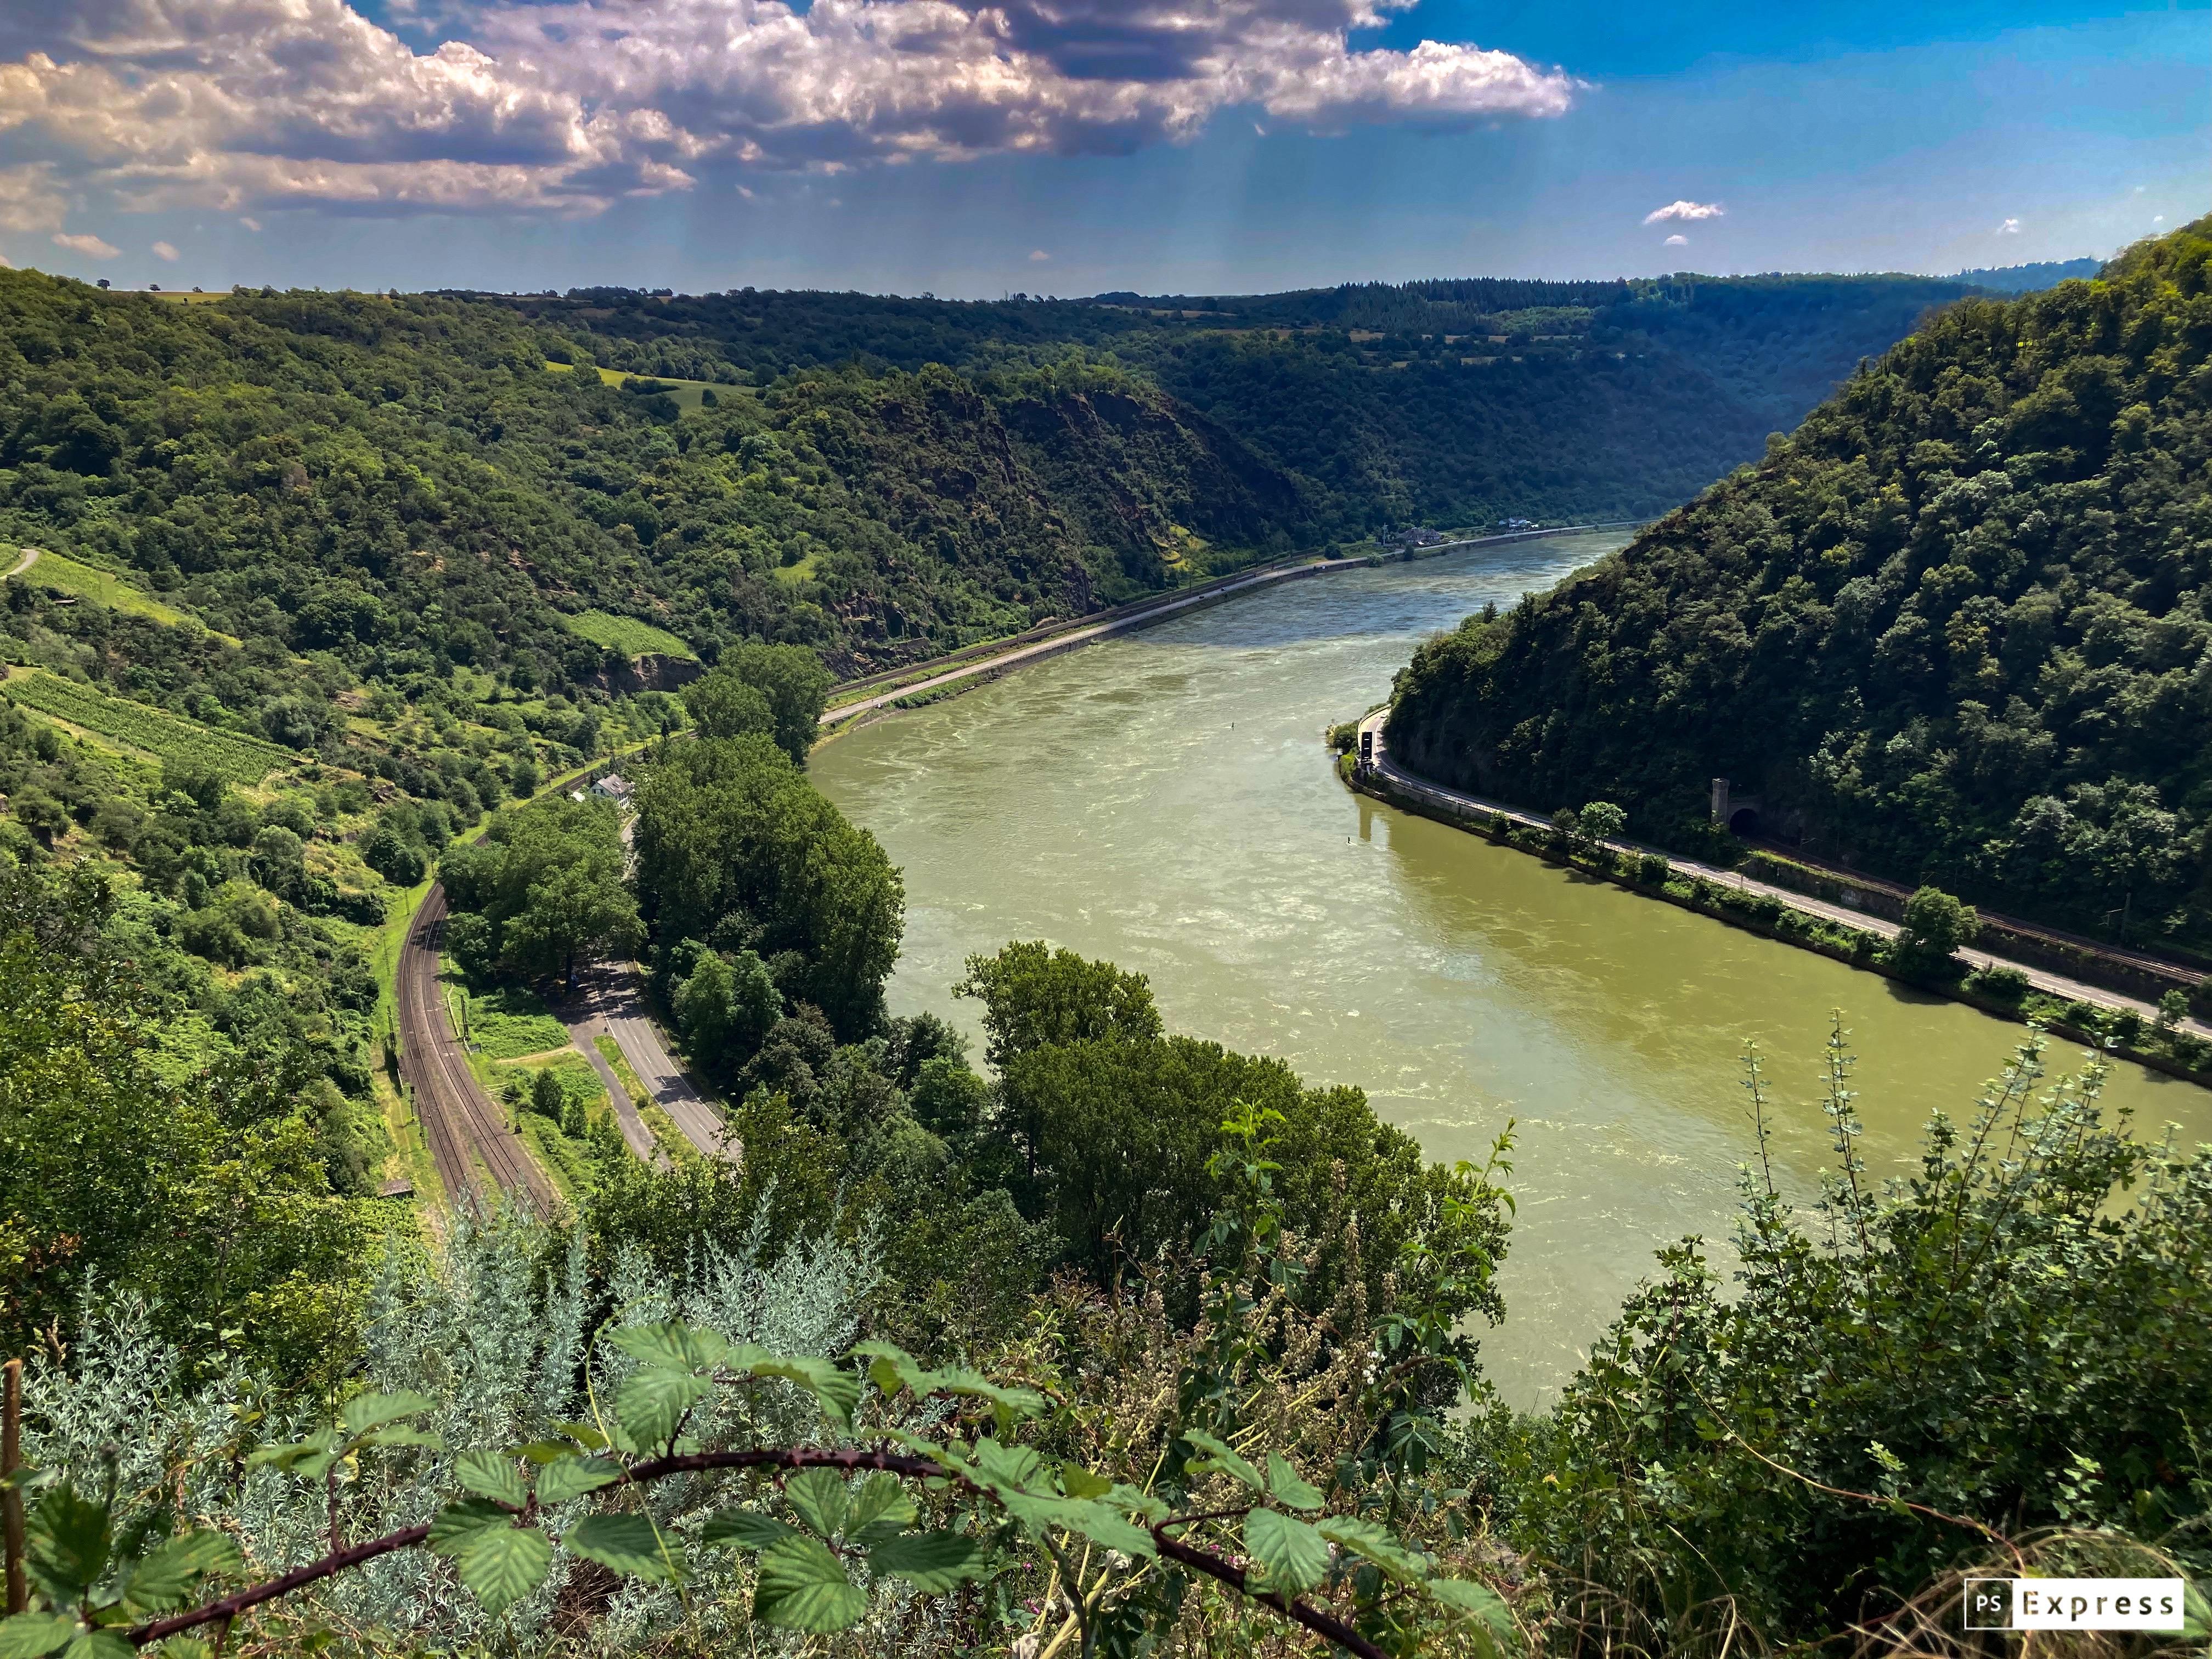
810, 533, 2212, 1409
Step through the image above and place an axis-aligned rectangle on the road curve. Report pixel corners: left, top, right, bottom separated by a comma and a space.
396, 884, 560, 1214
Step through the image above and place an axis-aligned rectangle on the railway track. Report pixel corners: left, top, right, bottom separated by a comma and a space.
396, 884, 558, 1215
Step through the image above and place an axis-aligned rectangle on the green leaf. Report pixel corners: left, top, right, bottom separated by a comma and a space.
995, 1492, 1156, 1560
849, 1339, 927, 1399
454, 1524, 552, 1617
245, 1430, 338, 1479
783, 1469, 850, 1541
1266, 1452, 1325, 1513
535, 1454, 626, 1506
0, 1613, 78, 1658
866, 1530, 990, 1590
357, 1426, 443, 1454
58, 1632, 133, 1659
25, 1487, 109, 1605
729, 1352, 861, 1430
847, 1344, 1044, 1424
753, 1535, 867, 1632
1108, 1483, 1172, 1525
339, 1390, 435, 1438
2181, 1579, 2210, 1643
847, 1473, 917, 1542
1059, 1464, 1113, 1500
565, 1513, 684, 1582
1428, 1576, 1515, 1637
1245, 1508, 1329, 1594
697, 1508, 797, 1550
1316, 1517, 1430, 1583
607, 1320, 729, 1373
614, 1366, 711, 1449
970, 1440, 1043, 1492
119, 1530, 243, 1615
428, 1498, 515, 1553
454, 1450, 529, 1509
1183, 1430, 1264, 1492
550, 1420, 610, 1452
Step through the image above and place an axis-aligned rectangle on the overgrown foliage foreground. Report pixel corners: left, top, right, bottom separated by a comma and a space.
2, 1109, 1520, 1659
6, 1005, 2210, 1655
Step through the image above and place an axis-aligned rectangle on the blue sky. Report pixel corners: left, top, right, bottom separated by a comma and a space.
3, 0, 2202, 297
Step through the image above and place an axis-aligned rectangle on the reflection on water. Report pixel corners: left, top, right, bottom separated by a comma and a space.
810, 535, 2212, 1410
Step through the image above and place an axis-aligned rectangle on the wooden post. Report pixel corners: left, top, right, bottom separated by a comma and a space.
3, 1356, 25, 1614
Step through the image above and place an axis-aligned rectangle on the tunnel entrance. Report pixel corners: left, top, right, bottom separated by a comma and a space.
1729, 806, 1763, 836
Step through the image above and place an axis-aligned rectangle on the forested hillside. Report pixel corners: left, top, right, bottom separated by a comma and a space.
494, 270, 1994, 532
1389, 218, 2212, 947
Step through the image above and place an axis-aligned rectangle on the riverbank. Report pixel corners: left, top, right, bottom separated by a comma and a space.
817, 524, 1634, 733
1345, 709, 2212, 1090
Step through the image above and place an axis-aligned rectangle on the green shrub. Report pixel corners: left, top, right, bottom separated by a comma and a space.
1962, 962, 2030, 1002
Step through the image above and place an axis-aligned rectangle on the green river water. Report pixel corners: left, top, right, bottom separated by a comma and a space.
810, 532, 2212, 1409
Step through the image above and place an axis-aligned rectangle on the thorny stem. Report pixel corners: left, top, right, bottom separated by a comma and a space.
1152, 1517, 1391, 1659
131, 1444, 1400, 1655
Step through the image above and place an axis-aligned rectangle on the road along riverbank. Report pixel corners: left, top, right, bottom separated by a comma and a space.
818, 526, 1635, 731
1346, 709, 2212, 1085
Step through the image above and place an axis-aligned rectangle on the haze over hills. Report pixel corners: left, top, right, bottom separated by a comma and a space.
1389, 217, 2212, 946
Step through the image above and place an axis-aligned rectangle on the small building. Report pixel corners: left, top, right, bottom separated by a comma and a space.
591, 773, 633, 804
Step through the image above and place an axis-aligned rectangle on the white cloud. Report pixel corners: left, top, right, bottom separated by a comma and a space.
52, 230, 119, 257
1996, 217, 2021, 235
1644, 199, 1723, 225
239, 216, 261, 230
1029, 248, 1049, 261
0, 0, 1581, 219
151, 239, 178, 259
2153, 215, 2165, 225
1663, 233, 1686, 246
0, 162, 64, 231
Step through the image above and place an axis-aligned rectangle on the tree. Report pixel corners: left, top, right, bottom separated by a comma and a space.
1577, 799, 1627, 845
529, 1065, 564, 1118
673, 945, 782, 1071
952, 939, 1163, 1070
1892, 884, 1978, 976
439, 795, 641, 991
501, 860, 643, 991
630, 735, 902, 1039
0, 860, 364, 1381
682, 666, 777, 744
690, 642, 836, 766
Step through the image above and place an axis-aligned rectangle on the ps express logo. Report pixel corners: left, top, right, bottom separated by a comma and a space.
1965, 1577, 2186, 1632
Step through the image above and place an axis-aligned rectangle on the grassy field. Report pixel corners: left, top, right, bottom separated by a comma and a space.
447, 979, 574, 1060
561, 608, 697, 660
11, 549, 221, 630
3, 669, 294, 783
771, 552, 820, 587
543, 360, 731, 413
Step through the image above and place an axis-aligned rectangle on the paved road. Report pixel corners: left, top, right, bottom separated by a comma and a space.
571, 961, 736, 1161
1357, 710, 2212, 1038
822, 557, 1365, 725
821, 525, 1640, 730
396, 885, 560, 1212
551, 989, 667, 1167
4, 546, 37, 578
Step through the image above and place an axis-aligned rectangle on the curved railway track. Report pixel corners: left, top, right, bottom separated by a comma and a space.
397, 884, 558, 1215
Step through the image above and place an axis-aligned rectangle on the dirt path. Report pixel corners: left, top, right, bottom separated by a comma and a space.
396, 885, 561, 1211
4, 546, 38, 578
1357, 710, 2212, 1040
